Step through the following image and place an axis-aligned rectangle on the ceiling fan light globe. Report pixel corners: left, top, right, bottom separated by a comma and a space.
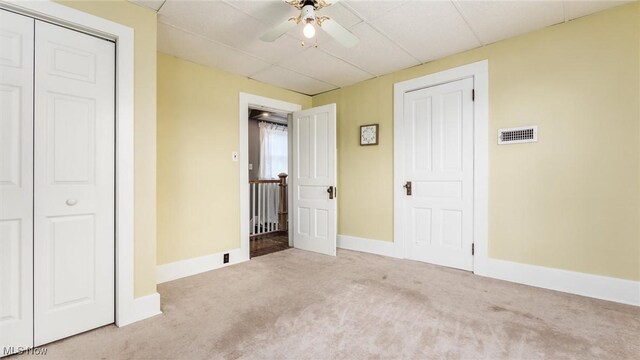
303, 23, 316, 39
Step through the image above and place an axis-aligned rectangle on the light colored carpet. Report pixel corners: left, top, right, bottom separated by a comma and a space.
20, 249, 639, 359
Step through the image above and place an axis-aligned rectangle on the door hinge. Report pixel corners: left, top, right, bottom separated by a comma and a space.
472, 243, 475, 255
472, 89, 475, 101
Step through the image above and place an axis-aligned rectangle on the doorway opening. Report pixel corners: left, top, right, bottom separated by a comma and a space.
239, 93, 337, 260
248, 108, 291, 258
239, 94, 301, 261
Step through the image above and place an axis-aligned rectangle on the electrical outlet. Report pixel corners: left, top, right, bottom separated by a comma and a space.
248, 163, 253, 170
223, 253, 229, 264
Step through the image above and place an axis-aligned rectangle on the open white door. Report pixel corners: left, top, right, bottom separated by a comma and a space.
291, 104, 337, 256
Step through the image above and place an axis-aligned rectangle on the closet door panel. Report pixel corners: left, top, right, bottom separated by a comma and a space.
33, 20, 115, 346
0, 9, 34, 353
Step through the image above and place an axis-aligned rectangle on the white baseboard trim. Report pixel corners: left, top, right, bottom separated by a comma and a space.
156, 248, 248, 284
337, 235, 639, 306
474, 257, 640, 306
337, 235, 399, 258
118, 292, 162, 327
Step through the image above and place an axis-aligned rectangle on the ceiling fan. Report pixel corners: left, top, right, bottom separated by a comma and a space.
260, 0, 359, 48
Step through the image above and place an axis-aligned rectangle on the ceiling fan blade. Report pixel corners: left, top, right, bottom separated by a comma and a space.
320, 18, 359, 48
260, 18, 297, 42
317, 0, 341, 7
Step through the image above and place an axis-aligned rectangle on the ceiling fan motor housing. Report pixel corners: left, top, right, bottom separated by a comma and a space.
302, 4, 316, 23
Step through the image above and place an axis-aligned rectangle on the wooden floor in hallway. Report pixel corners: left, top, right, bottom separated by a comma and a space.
250, 231, 289, 258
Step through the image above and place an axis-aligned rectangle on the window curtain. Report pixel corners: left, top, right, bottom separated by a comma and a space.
258, 122, 288, 179
258, 122, 287, 226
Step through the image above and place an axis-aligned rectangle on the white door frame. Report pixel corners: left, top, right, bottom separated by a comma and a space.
393, 60, 489, 272
0, 0, 156, 327
239, 93, 302, 260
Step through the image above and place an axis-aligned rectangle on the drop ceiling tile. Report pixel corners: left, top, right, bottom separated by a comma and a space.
564, 1, 631, 20
223, 0, 299, 26
229, 27, 307, 64
455, 1, 564, 45
159, 0, 304, 63
152, 0, 632, 97
129, 0, 165, 12
250, 66, 338, 95
157, 22, 271, 77
317, 2, 363, 29
278, 47, 374, 87
321, 22, 419, 76
159, 0, 270, 47
342, 0, 404, 21
370, 1, 481, 63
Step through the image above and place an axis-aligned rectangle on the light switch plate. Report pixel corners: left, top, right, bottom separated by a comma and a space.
232, 151, 238, 161
248, 163, 253, 170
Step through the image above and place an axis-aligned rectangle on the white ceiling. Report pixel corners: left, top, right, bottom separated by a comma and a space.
131, 0, 630, 96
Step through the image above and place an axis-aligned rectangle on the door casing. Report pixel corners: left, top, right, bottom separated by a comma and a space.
393, 60, 489, 272
239, 93, 302, 260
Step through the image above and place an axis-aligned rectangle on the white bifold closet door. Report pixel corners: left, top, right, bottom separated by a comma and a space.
33, 20, 115, 346
0, 9, 35, 351
0, 9, 116, 352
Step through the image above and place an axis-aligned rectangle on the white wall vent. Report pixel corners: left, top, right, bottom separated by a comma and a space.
498, 126, 537, 145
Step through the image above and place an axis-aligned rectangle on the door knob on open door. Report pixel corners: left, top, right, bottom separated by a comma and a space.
327, 186, 334, 199
403, 181, 412, 196
66, 199, 78, 206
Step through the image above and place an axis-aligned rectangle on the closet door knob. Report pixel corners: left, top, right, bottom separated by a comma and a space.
66, 199, 78, 206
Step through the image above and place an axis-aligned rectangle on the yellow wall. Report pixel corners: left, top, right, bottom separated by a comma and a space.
314, 3, 640, 281
58, 0, 158, 297
156, 53, 312, 265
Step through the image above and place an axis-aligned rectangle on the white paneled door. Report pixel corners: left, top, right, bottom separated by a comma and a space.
0, 9, 116, 354
33, 21, 115, 346
0, 9, 34, 351
292, 104, 337, 256
402, 78, 474, 270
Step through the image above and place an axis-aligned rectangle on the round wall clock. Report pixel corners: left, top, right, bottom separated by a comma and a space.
360, 124, 379, 146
